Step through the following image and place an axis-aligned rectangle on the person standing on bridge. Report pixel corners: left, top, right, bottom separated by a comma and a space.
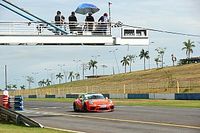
68, 11, 77, 33
98, 13, 109, 35
55, 11, 65, 35
85, 12, 94, 31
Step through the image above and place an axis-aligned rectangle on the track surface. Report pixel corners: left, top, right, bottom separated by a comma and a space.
21, 101, 200, 133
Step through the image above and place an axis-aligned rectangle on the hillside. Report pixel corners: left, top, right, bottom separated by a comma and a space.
9, 63, 200, 95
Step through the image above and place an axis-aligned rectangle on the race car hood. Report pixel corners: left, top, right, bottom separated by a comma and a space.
89, 99, 110, 105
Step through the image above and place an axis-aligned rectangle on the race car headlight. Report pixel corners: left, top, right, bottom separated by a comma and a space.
89, 100, 93, 105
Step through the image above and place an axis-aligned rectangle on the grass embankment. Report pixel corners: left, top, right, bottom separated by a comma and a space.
0, 123, 70, 133
8, 63, 200, 95
25, 98, 200, 108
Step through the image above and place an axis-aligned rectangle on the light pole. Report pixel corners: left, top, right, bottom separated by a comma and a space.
73, 60, 81, 73
148, 41, 154, 69
44, 68, 52, 80
108, 2, 112, 35
81, 63, 88, 80
5, 65, 8, 90
109, 48, 120, 74
32, 72, 38, 87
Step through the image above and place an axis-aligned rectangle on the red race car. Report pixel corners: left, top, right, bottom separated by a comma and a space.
73, 93, 114, 112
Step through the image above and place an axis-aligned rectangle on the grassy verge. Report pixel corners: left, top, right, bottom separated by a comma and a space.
113, 99, 200, 108
25, 98, 200, 108
0, 122, 70, 133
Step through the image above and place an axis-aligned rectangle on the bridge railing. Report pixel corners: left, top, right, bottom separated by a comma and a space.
0, 21, 112, 36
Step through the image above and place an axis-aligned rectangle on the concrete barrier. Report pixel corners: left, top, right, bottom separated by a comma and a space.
45, 95, 56, 98
175, 93, 200, 100
28, 95, 37, 98
66, 94, 79, 98
110, 94, 127, 99
56, 94, 66, 98
128, 94, 149, 99
37, 95, 45, 98
149, 93, 175, 100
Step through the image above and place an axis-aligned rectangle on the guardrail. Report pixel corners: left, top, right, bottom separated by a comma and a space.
0, 21, 112, 36
0, 106, 43, 127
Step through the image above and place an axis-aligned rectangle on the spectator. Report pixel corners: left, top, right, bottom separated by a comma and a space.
98, 13, 109, 35
54, 11, 65, 34
85, 12, 94, 31
55, 11, 62, 26
68, 11, 77, 33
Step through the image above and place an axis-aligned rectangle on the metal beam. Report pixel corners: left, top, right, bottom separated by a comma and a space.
0, 3, 34, 21
2, 0, 68, 35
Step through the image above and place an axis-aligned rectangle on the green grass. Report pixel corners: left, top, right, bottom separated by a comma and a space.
113, 99, 200, 108
25, 98, 200, 108
0, 123, 70, 133
25, 98, 74, 103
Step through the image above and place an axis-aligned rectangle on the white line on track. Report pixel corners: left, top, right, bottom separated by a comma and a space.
23, 109, 200, 130
45, 126, 86, 133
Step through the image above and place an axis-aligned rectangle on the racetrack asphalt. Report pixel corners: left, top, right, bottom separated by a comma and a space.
21, 101, 200, 133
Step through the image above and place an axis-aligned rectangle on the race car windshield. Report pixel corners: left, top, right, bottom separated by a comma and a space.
85, 94, 105, 100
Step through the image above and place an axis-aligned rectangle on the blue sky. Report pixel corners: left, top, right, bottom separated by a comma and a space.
0, 0, 200, 89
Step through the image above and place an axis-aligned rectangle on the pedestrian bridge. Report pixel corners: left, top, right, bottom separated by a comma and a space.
0, 21, 149, 46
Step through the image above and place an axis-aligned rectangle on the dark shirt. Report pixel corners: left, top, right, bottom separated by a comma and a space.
85, 16, 94, 22
68, 15, 77, 22
55, 15, 61, 24
98, 16, 104, 22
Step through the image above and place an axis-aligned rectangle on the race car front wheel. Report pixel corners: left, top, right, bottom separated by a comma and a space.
83, 103, 88, 112
73, 102, 78, 112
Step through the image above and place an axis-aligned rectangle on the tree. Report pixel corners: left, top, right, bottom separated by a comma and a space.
20, 85, 25, 90
139, 49, 150, 70
182, 39, 195, 58
101, 64, 108, 75
38, 79, 46, 87
154, 57, 161, 68
75, 73, 80, 80
121, 56, 129, 73
155, 47, 166, 68
45, 79, 51, 86
56, 73, 64, 84
68, 71, 75, 82
12, 84, 17, 90
27, 76, 34, 89
88, 60, 98, 76
171, 54, 177, 66
127, 54, 136, 72
6, 84, 12, 90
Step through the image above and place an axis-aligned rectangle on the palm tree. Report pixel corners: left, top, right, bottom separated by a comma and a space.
121, 56, 129, 73
139, 49, 150, 70
127, 54, 136, 72
155, 47, 166, 68
182, 39, 195, 58
20, 85, 25, 90
154, 57, 161, 68
68, 71, 75, 82
6, 84, 12, 90
45, 79, 51, 86
27, 76, 34, 89
12, 84, 17, 90
56, 73, 64, 84
88, 60, 98, 76
75, 73, 80, 80
38, 79, 46, 87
